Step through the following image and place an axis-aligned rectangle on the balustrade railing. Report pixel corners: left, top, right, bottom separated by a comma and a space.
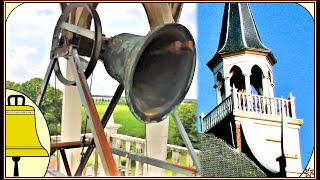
202, 95, 233, 133
201, 92, 296, 133
235, 93, 293, 118
49, 133, 199, 177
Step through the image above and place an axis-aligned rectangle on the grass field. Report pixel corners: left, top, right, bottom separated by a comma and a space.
82, 101, 177, 143
80, 100, 195, 176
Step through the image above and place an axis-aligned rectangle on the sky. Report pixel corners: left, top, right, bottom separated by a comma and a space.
5, 2, 314, 172
197, 3, 314, 170
5, 3, 197, 99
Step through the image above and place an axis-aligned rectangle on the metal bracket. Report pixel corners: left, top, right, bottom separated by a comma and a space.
35, 58, 57, 106
74, 85, 124, 176
36, 47, 119, 176
172, 112, 201, 174
111, 147, 197, 176
68, 48, 119, 176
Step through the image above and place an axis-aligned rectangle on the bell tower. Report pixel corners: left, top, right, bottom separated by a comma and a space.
208, 3, 277, 103
201, 3, 303, 177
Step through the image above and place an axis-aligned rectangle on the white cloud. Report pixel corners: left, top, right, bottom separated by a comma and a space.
179, 3, 198, 99
96, 3, 150, 36
6, 3, 61, 88
6, 3, 197, 99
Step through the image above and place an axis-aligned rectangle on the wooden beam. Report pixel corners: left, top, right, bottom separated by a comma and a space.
60, 3, 69, 11
75, 3, 99, 28
170, 3, 183, 22
143, 3, 174, 29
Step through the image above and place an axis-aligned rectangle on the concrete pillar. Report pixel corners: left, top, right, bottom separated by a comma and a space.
244, 73, 251, 94
224, 76, 231, 97
215, 84, 222, 104
262, 77, 270, 97
198, 112, 205, 133
269, 79, 275, 98
143, 117, 169, 176
60, 61, 82, 175
232, 85, 239, 111
105, 114, 122, 141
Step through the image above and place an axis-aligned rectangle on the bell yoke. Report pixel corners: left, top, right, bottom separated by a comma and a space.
51, 3, 196, 123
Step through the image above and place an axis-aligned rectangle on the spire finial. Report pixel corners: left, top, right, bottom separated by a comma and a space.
207, 3, 277, 71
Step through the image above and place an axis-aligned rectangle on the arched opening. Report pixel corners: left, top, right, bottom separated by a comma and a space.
250, 85, 259, 95
230, 66, 245, 92
250, 65, 263, 95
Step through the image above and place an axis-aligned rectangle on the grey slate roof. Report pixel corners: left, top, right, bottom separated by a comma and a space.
199, 133, 267, 177
207, 3, 277, 71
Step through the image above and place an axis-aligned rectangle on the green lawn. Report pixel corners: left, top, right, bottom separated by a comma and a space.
80, 101, 195, 176
82, 101, 177, 141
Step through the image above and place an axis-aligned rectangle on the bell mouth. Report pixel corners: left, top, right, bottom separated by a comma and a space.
125, 24, 196, 122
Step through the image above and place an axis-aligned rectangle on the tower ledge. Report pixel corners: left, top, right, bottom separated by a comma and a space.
208, 48, 277, 71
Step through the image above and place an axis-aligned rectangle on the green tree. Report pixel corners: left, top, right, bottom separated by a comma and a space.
172, 101, 199, 149
6, 81, 22, 91
6, 78, 63, 135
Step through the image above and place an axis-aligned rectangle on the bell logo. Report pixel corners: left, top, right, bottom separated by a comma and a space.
5, 89, 50, 177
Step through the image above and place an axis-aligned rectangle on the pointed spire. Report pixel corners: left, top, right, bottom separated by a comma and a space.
218, 3, 269, 53
207, 3, 277, 71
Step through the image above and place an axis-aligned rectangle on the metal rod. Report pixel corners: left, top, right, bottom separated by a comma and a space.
60, 21, 95, 40
278, 107, 287, 177
35, 58, 57, 106
111, 148, 197, 176
172, 111, 201, 173
69, 48, 119, 176
50, 149, 57, 156
74, 84, 124, 176
60, 149, 72, 176
230, 121, 235, 147
51, 141, 91, 151
47, 167, 67, 177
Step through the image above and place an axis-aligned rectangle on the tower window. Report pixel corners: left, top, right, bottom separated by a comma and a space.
230, 66, 245, 91
250, 65, 263, 95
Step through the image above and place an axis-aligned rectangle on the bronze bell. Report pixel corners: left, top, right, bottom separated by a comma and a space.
102, 23, 196, 123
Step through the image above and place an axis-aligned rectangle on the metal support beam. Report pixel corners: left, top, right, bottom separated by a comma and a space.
111, 148, 197, 176
172, 112, 201, 173
47, 167, 67, 177
35, 58, 56, 106
74, 84, 124, 176
51, 141, 91, 152
60, 149, 72, 176
60, 22, 95, 40
68, 48, 119, 176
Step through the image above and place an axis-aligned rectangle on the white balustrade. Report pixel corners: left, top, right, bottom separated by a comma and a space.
201, 92, 296, 133
49, 133, 200, 177
235, 92, 294, 118
202, 95, 233, 133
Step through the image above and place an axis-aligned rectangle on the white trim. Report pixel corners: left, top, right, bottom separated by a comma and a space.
239, 3, 248, 47
219, 4, 230, 52
6, 110, 34, 115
